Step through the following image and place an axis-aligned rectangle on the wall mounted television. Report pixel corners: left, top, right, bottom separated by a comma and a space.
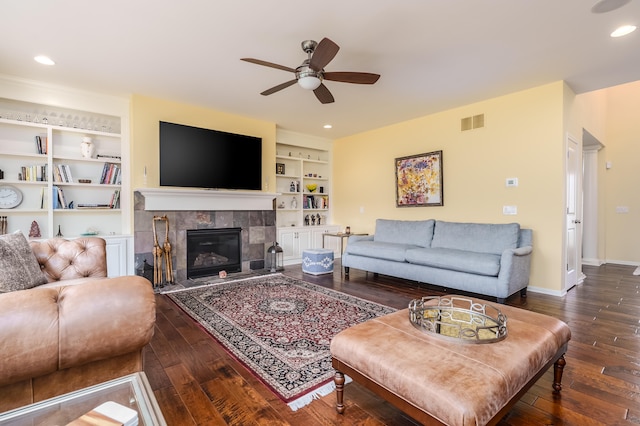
159, 121, 262, 190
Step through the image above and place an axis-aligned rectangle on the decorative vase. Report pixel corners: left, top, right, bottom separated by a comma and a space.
291, 197, 298, 209
80, 136, 95, 158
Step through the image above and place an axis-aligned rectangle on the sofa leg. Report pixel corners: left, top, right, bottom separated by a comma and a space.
497, 297, 506, 304
344, 267, 350, 276
520, 288, 528, 298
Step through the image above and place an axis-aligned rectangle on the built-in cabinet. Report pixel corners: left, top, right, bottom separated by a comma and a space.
275, 130, 342, 264
0, 83, 132, 276
278, 225, 342, 264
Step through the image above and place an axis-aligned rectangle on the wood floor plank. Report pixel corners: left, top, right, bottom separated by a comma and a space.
164, 363, 228, 425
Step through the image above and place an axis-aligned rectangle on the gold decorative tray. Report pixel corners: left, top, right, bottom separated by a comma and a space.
408, 296, 507, 344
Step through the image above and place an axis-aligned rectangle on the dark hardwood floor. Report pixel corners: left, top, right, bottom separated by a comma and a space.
143, 262, 640, 425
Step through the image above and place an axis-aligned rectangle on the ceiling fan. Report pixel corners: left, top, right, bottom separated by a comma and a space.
241, 37, 380, 104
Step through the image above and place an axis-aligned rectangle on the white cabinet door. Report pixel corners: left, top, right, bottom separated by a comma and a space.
104, 235, 133, 277
297, 229, 312, 255
278, 228, 298, 261
277, 227, 312, 263
310, 226, 341, 256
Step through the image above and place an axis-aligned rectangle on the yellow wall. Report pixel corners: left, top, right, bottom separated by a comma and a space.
333, 82, 568, 292
129, 94, 276, 190
602, 81, 640, 263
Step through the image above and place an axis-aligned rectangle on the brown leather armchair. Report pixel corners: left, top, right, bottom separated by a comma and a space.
0, 237, 156, 412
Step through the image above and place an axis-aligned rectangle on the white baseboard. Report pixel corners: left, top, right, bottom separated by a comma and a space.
582, 258, 605, 266
604, 259, 640, 267
526, 286, 566, 298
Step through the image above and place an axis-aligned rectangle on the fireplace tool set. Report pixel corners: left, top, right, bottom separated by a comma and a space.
152, 215, 174, 287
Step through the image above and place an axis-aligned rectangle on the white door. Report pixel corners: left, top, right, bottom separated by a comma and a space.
565, 134, 581, 292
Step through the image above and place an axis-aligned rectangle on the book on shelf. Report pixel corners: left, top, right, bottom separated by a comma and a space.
54, 164, 74, 183
100, 162, 121, 185
34, 135, 48, 155
109, 189, 121, 209
76, 204, 112, 209
96, 154, 122, 160
52, 185, 59, 209
20, 164, 47, 182
56, 186, 68, 209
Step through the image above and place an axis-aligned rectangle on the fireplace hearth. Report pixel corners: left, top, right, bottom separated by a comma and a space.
187, 228, 241, 278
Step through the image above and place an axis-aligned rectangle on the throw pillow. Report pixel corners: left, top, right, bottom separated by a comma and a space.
0, 231, 48, 293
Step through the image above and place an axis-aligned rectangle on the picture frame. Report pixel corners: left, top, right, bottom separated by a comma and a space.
276, 163, 286, 175
395, 150, 443, 207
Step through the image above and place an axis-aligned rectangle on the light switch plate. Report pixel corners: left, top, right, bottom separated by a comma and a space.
503, 205, 518, 215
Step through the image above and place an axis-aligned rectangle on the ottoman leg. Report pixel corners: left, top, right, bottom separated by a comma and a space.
334, 371, 345, 414
552, 354, 566, 393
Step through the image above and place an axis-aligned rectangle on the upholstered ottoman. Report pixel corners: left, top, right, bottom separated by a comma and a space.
330, 297, 571, 426
302, 248, 334, 275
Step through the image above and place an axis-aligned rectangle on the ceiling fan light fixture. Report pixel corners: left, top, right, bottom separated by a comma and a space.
34, 55, 55, 65
611, 24, 637, 37
298, 75, 321, 90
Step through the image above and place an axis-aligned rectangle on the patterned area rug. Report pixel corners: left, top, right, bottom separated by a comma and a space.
166, 274, 395, 410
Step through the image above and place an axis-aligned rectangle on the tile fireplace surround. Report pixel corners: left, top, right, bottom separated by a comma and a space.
133, 189, 277, 283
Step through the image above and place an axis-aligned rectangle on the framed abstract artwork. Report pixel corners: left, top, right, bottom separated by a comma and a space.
395, 150, 443, 207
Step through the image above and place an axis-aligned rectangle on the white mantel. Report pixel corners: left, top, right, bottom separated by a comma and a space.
136, 188, 278, 211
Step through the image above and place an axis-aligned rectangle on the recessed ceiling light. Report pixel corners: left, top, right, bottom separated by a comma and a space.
323, 124, 332, 129
591, 0, 631, 13
34, 55, 55, 65
611, 25, 637, 37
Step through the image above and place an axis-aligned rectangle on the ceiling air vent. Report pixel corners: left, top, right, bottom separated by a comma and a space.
461, 114, 485, 131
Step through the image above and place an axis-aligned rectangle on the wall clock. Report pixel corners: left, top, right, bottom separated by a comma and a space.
0, 185, 23, 209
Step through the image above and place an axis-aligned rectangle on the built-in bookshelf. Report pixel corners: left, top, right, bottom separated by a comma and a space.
0, 91, 128, 235
274, 130, 341, 263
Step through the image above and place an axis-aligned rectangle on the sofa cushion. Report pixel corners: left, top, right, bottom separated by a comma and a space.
0, 231, 48, 293
405, 247, 502, 276
374, 219, 435, 248
347, 241, 416, 262
431, 221, 520, 255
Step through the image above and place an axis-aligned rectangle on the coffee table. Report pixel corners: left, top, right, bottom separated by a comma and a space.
0, 372, 166, 425
331, 298, 571, 425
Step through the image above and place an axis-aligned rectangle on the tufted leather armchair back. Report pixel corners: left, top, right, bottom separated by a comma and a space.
29, 237, 108, 282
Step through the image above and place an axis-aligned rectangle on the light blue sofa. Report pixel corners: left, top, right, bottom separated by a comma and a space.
342, 219, 533, 303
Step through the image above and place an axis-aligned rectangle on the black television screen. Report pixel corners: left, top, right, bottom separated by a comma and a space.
159, 121, 262, 190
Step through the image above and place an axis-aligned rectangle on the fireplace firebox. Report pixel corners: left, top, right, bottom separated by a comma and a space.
187, 228, 241, 278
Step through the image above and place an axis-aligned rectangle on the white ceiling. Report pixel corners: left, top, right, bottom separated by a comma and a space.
1, 0, 639, 139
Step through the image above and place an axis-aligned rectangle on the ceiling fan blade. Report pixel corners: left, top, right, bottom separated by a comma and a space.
241, 58, 296, 73
261, 79, 297, 96
313, 83, 335, 104
309, 38, 340, 71
323, 72, 380, 84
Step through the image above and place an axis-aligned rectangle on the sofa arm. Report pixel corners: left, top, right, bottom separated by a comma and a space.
344, 234, 374, 254
0, 276, 155, 387
496, 246, 533, 298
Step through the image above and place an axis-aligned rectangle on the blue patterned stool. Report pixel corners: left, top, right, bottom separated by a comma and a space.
302, 249, 335, 275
